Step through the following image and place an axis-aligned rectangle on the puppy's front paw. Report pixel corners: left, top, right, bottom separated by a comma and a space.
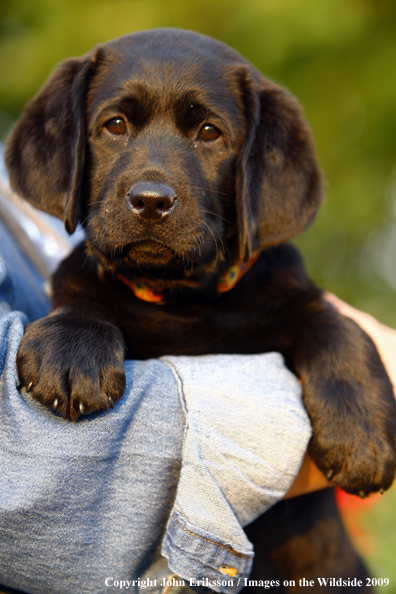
303, 356, 396, 496
308, 386, 396, 496
297, 310, 396, 496
17, 309, 126, 421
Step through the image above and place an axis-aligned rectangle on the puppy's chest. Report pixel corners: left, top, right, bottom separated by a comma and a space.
116, 291, 292, 360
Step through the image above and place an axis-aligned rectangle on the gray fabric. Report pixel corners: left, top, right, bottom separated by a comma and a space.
0, 222, 312, 594
0, 321, 185, 593
160, 355, 310, 593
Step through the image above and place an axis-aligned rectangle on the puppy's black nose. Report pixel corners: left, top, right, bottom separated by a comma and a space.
128, 183, 178, 222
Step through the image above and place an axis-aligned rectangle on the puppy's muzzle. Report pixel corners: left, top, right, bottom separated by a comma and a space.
127, 182, 178, 223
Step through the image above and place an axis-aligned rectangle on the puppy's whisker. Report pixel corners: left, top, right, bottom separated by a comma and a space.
201, 220, 222, 264
205, 219, 225, 253
86, 198, 106, 208
198, 208, 231, 224
189, 186, 228, 197
192, 235, 202, 257
82, 253, 90, 269
84, 216, 100, 232
80, 214, 92, 227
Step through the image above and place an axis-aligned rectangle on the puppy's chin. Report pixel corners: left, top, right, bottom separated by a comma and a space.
88, 239, 176, 270
126, 240, 178, 267
88, 238, 222, 288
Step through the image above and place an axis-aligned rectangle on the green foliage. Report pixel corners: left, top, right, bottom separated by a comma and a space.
1, 0, 396, 325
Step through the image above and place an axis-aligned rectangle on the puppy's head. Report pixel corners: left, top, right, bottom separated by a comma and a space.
5, 29, 323, 288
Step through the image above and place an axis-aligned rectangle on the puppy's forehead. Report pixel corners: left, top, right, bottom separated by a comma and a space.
87, 29, 248, 118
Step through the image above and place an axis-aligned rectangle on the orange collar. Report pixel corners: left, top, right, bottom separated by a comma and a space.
116, 250, 260, 303
115, 275, 166, 303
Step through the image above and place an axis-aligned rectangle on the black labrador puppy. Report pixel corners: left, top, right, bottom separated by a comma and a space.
5, 28, 396, 590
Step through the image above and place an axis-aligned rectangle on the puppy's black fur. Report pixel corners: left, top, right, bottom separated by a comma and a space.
5, 29, 396, 591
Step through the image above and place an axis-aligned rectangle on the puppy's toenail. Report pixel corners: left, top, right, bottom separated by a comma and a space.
108, 397, 114, 408
79, 403, 85, 414
326, 470, 334, 480
380, 488, 385, 495
27, 382, 33, 392
359, 491, 365, 499
52, 399, 59, 410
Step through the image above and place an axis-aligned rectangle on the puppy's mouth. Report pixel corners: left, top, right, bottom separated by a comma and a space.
124, 239, 179, 266
90, 238, 177, 266
88, 237, 221, 284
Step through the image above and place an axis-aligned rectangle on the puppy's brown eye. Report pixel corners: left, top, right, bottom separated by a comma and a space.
197, 124, 221, 142
105, 117, 127, 135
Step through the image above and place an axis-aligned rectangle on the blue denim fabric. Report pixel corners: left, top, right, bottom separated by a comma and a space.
0, 341, 184, 594
0, 222, 311, 594
0, 220, 49, 321
160, 355, 310, 594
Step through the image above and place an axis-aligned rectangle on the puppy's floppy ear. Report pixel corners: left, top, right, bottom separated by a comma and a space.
236, 69, 323, 261
5, 53, 97, 234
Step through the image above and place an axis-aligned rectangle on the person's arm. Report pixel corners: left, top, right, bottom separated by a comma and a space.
284, 293, 396, 499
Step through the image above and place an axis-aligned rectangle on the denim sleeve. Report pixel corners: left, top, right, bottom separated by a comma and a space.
159, 355, 311, 594
0, 220, 50, 322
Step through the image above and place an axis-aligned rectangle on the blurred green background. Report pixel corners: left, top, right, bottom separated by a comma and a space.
0, 0, 396, 587
1, 0, 396, 324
